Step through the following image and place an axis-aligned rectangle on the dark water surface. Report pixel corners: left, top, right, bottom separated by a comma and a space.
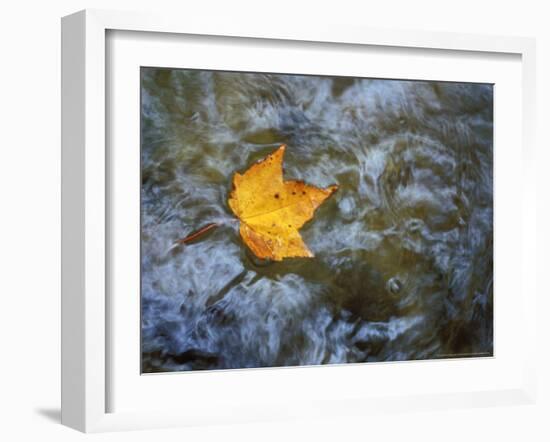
140, 68, 493, 372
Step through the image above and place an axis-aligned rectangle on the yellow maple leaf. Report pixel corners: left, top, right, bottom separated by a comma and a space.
228, 145, 338, 261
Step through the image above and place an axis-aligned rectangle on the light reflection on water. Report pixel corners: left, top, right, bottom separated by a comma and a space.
140, 68, 493, 372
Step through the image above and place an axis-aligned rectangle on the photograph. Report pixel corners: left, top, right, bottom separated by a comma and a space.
140, 67, 494, 373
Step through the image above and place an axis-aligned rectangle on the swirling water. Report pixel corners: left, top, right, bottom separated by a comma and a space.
140, 68, 493, 372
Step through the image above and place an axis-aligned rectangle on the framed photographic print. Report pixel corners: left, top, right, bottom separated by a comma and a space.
61, 9, 537, 432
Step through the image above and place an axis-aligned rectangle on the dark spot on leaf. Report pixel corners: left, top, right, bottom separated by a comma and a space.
302, 191, 306, 195
274, 193, 279, 199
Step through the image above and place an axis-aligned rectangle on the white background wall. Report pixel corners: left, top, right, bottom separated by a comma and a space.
0, 1, 547, 440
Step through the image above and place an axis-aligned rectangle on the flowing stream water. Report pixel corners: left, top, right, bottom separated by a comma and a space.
140, 68, 493, 372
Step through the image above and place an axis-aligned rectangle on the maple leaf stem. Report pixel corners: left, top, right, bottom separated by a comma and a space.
176, 222, 219, 245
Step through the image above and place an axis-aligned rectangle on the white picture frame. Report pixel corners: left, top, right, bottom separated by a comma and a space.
61, 9, 537, 433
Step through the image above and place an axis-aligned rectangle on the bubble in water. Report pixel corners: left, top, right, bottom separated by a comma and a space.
386, 277, 403, 295
406, 218, 424, 234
